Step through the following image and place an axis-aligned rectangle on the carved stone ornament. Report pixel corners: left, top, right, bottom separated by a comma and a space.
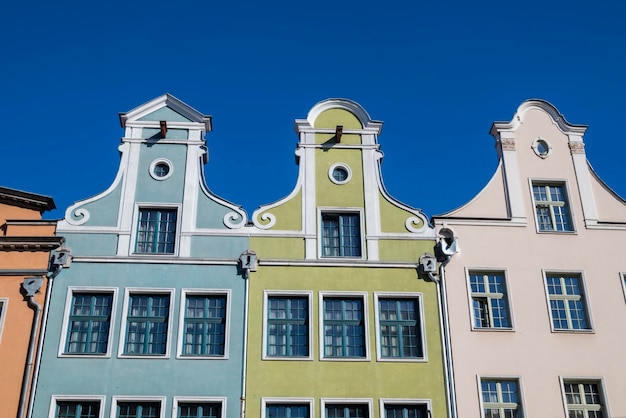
499, 138, 516, 151
569, 142, 585, 154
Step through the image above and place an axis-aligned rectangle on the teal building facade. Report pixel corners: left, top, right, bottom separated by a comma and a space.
31, 95, 251, 418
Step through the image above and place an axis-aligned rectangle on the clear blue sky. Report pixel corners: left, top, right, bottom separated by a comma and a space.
2, 1, 625, 220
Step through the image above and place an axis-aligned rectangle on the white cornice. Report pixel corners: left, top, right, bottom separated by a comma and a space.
119, 93, 212, 131
259, 259, 420, 269
490, 99, 587, 136
72, 256, 239, 265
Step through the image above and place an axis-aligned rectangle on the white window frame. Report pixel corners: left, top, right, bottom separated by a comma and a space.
320, 399, 373, 418
542, 270, 593, 332
328, 163, 353, 185
49, 395, 106, 418
130, 203, 182, 256
262, 290, 313, 361
373, 292, 427, 362
177, 289, 231, 360
173, 396, 227, 418
465, 269, 515, 332
317, 207, 365, 260
559, 377, 609, 418
58, 287, 118, 358
0, 298, 8, 343
620, 272, 626, 304
118, 288, 175, 358
110, 396, 166, 418
529, 179, 576, 233
319, 291, 370, 361
477, 376, 525, 418
262, 398, 315, 418
149, 158, 174, 181
379, 399, 432, 418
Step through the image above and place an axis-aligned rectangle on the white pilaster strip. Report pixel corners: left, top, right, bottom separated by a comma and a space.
362, 144, 380, 260
499, 134, 526, 222
569, 136, 598, 226
180, 137, 202, 257
304, 133, 317, 260
116, 141, 141, 256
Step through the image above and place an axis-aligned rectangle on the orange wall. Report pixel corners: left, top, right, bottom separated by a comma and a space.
0, 202, 56, 418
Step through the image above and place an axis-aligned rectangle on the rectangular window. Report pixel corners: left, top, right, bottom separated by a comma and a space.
55, 401, 101, 418
469, 272, 512, 329
532, 183, 573, 232
545, 274, 590, 331
325, 404, 368, 418
267, 404, 310, 418
117, 402, 161, 418
321, 213, 361, 257
135, 208, 177, 254
322, 295, 367, 358
65, 293, 113, 354
178, 402, 222, 418
182, 294, 226, 356
376, 296, 424, 359
480, 379, 523, 418
267, 296, 309, 358
124, 293, 171, 355
383, 404, 429, 418
563, 381, 605, 418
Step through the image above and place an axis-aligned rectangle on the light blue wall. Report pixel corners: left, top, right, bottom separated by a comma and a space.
68, 180, 122, 227
135, 143, 187, 203
139, 107, 192, 122
33, 262, 246, 418
63, 232, 118, 256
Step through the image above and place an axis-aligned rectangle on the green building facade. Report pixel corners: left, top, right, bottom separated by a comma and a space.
245, 99, 447, 418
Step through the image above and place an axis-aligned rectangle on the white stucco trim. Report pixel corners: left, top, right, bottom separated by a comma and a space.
528, 178, 578, 234
373, 292, 427, 362
317, 207, 366, 260
464, 268, 516, 332
378, 398, 433, 418
110, 396, 167, 418
176, 289, 232, 360
58, 287, 119, 358
59, 142, 130, 231
303, 144, 317, 259
117, 288, 176, 359
173, 397, 227, 418
318, 291, 370, 361
558, 376, 610, 418
261, 398, 315, 418
48, 395, 106, 418
541, 270, 594, 333
262, 290, 314, 361
476, 375, 526, 418
128, 203, 183, 257
251, 148, 305, 231
319, 398, 374, 417
148, 158, 174, 181
116, 141, 141, 254
328, 162, 352, 185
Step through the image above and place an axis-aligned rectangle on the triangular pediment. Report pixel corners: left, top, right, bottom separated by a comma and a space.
119, 93, 211, 131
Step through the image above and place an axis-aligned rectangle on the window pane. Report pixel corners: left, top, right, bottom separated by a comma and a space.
125, 294, 170, 355
379, 298, 422, 358
136, 209, 177, 254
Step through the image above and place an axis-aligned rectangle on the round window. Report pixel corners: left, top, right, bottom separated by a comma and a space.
332, 167, 348, 182
328, 163, 352, 185
149, 159, 174, 180
532, 138, 551, 159
154, 163, 170, 177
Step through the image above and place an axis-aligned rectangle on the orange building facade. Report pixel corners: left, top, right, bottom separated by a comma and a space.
0, 187, 62, 418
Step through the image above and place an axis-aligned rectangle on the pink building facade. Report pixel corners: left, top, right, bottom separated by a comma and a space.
434, 100, 626, 417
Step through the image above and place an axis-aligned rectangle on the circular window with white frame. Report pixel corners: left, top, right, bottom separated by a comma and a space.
329, 163, 352, 185
149, 159, 174, 180
532, 138, 551, 159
